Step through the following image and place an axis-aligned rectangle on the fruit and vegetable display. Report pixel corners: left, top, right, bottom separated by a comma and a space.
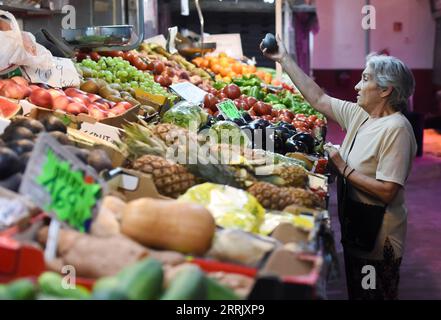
0, 20, 335, 301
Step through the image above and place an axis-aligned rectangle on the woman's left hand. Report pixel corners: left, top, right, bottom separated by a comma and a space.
324, 144, 346, 175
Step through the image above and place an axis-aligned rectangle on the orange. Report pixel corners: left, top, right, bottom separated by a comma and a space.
211, 64, 221, 74
219, 52, 227, 58
232, 63, 243, 74
219, 57, 229, 68
201, 59, 209, 68
223, 76, 232, 83
264, 73, 272, 84
192, 57, 203, 67
215, 74, 223, 81
220, 67, 231, 77
209, 58, 219, 68
248, 65, 257, 73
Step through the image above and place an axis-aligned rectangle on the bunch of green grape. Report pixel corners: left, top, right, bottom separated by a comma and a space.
78, 57, 173, 98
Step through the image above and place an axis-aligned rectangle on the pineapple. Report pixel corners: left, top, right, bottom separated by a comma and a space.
247, 182, 322, 210
132, 155, 197, 198
255, 164, 308, 188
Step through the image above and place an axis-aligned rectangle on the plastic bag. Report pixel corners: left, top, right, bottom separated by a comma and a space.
0, 11, 53, 73
178, 183, 265, 233
161, 101, 208, 129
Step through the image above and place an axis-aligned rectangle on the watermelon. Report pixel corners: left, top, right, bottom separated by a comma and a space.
0, 97, 21, 119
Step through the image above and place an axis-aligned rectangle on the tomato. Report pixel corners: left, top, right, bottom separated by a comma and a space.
292, 120, 305, 128
279, 115, 292, 123
315, 119, 325, 127
281, 110, 294, 120
254, 101, 272, 116
132, 57, 148, 70
223, 84, 241, 100
308, 115, 318, 122
90, 52, 101, 62
204, 93, 219, 111
248, 109, 257, 117
245, 96, 258, 107
152, 61, 165, 75
295, 114, 307, 122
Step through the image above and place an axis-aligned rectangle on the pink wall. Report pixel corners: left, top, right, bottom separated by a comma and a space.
313, 0, 436, 69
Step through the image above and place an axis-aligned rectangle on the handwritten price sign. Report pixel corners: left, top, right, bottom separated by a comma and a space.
21, 57, 80, 88
19, 133, 106, 232
36, 149, 101, 231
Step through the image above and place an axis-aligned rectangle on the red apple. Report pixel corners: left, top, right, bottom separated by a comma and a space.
52, 95, 72, 111
86, 93, 101, 103
110, 105, 126, 115
47, 88, 64, 100
29, 85, 41, 92
29, 88, 52, 108
66, 102, 87, 115
71, 95, 90, 106
64, 87, 83, 97
114, 101, 133, 110
245, 96, 258, 108
222, 84, 241, 100
88, 106, 108, 120
10, 76, 29, 87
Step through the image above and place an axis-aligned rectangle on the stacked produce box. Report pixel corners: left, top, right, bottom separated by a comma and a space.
0, 34, 334, 300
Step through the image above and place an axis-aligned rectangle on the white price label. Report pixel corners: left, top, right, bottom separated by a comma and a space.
170, 82, 207, 105
79, 122, 122, 144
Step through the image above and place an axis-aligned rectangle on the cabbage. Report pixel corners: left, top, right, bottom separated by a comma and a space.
208, 121, 250, 146
161, 101, 208, 129
178, 183, 265, 233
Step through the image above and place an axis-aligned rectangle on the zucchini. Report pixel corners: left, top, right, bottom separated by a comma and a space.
92, 277, 128, 300
206, 277, 240, 300
38, 272, 90, 300
161, 265, 207, 300
116, 258, 164, 300
6, 279, 37, 300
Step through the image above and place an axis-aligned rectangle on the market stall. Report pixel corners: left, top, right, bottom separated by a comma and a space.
0, 8, 337, 300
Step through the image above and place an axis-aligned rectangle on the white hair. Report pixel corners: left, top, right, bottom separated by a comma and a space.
366, 54, 415, 112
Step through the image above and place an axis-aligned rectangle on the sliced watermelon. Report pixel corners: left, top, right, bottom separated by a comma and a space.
0, 97, 21, 119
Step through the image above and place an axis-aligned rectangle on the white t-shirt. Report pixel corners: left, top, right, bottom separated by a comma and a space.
331, 98, 417, 260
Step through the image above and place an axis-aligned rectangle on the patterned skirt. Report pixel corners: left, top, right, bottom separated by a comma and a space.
343, 238, 402, 300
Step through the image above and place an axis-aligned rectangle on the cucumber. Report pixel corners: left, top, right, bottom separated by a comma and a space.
161, 265, 207, 300
206, 277, 240, 300
116, 258, 164, 300
92, 277, 128, 300
38, 272, 91, 300
0, 284, 10, 300
6, 279, 37, 300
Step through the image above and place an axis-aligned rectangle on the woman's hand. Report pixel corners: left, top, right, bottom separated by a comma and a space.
324, 144, 346, 175
259, 34, 288, 64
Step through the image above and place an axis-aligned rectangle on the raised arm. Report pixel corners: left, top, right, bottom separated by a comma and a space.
260, 35, 337, 122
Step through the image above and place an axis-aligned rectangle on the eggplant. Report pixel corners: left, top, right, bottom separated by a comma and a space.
285, 138, 309, 154
233, 118, 247, 127
241, 112, 253, 123
267, 130, 285, 154
291, 132, 315, 154
279, 122, 296, 131
249, 119, 270, 130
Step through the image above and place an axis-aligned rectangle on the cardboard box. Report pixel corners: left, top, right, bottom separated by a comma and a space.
270, 222, 310, 245
66, 128, 126, 168
105, 168, 169, 201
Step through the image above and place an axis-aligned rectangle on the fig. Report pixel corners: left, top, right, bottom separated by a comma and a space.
262, 33, 278, 53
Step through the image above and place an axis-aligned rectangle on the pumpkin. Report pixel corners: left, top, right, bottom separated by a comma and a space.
121, 197, 216, 255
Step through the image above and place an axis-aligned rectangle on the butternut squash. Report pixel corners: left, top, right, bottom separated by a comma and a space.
121, 197, 216, 255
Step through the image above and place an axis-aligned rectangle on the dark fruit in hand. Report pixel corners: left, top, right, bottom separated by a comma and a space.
262, 33, 278, 53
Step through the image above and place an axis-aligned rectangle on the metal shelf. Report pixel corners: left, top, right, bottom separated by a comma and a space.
0, 4, 62, 17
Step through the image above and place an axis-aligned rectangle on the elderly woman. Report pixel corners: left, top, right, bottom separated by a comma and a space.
261, 37, 417, 300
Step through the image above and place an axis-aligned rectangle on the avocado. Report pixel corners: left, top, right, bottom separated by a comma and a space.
0, 172, 22, 192
64, 145, 90, 164
0, 147, 20, 179
19, 152, 32, 172
49, 131, 71, 145
10, 117, 45, 134
7, 139, 34, 155
41, 116, 67, 133
262, 33, 279, 53
87, 149, 113, 173
1, 126, 34, 142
